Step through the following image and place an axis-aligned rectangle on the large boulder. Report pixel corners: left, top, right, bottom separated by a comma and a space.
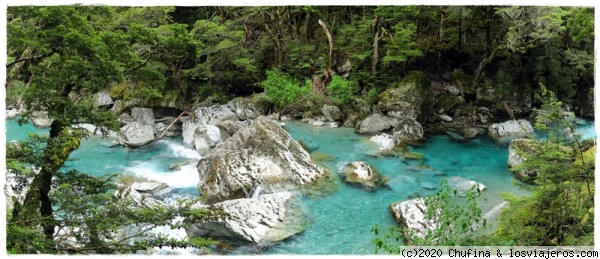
378, 71, 435, 123
118, 122, 156, 147
193, 124, 222, 156
390, 198, 439, 243
228, 93, 272, 120
182, 105, 239, 149
321, 104, 343, 122
488, 119, 534, 143
185, 192, 307, 244
30, 111, 53, 128
507, 138, 539, 182
355, 113, 397, 134
197, 116, 326, 204
392, 118, 424, 146
216, 120, 248, 141
343, 161, 385, 190
193, 105, 239, 125
131, 107, 155, 126
93, 90, 114, 108
447, 176, 486, 197
113, 186, 165, 209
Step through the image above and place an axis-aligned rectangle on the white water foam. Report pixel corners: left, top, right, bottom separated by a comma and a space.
126, 161, 199, 188
160, 139, 202, 159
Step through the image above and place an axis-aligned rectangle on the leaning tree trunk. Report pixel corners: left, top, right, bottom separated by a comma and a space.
318, 19, 334, 82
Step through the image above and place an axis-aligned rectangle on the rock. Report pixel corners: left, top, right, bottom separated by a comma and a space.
439, 114, 453, 122
329, 122, 340, 128
435, 95, 464, 114
193, 105, 238, 125
118, 122, 156, 147
31, 111, 53, 128
447, 176, 486, 197
488, 119, 534, 143
343, 114, 358, 128
420, 181, 439, 190
267, 112, 280, 121
197, 116, 326, 204
370, 133, 395, 151
129, 181, 169, 194
457, 127, 480, 139
216, 120, 247, 140
193, 124, 222, 156
311, 120, 325, 126
114, 186, 165, 209
228, 93, 272, 120
182, 121, 201, 148
355, 113, 397, 134
93, 90, 114, 108
446, 131, 466, 141
477, 107, 493, 124
321, 104, 343, 121
378, 71, 435, 123
185, 192, 307, 244
390, 198, 439, 243
131, 107, 155, 126
6, 108, 19, 119
182, 105, 239, 148
117, 112, 134, 125
111, 99, 124, 114
5, 169, 33, 211
393, 118, 424, 146
154, 122, 166, 132
507, 138, 539, 182
444, 84, 461, 96
343, 161, 385, 190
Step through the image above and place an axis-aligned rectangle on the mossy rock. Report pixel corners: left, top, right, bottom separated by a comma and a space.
450, 68, 475, 95
311, 151, 334, 164
435, 95, 464, 113
378, 71, 434, 123
401, 150, 425, 161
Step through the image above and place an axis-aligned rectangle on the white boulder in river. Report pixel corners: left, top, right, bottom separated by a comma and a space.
389, 198, 439, 244
182, 105, 238, 148
488, 119, 534, 143
196, 116, 326, 204
185, 192, 307, 244
118, 122, 156, 147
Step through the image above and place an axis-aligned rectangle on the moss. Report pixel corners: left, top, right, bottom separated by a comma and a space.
450, 68, 475, 94
435, 95, 464, 113
311, 151, 334, 163
401, 151, 425, 161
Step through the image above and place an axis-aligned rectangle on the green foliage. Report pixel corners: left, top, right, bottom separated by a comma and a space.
327, 75, 358, 104
372, 180, 486, 253
261, 70, 311, 108
491, 84, 594, 246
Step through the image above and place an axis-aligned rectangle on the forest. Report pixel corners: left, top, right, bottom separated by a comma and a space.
4, 5, 595, 254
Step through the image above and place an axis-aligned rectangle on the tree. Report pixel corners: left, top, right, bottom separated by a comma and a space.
372, 180, 486, 253
491, 84, 594, 245
6, 6, 214, 253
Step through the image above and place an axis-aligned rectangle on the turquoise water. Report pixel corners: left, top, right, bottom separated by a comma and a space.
4, 118, 596, 254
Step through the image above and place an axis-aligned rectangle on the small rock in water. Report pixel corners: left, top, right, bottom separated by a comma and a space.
420, 181, 438, 190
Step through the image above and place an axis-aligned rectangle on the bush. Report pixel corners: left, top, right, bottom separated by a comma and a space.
327, 75, 358, 104
261, 70, 311, 108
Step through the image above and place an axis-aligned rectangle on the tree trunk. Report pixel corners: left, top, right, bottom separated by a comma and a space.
318, 19, 334, 80
472, 48, 497, 87
153, 110, 188, 143
6, 46, 34, 91
371, 17, 380, 73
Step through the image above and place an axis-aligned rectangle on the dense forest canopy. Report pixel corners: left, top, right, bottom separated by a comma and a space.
6, 6, 594, 116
